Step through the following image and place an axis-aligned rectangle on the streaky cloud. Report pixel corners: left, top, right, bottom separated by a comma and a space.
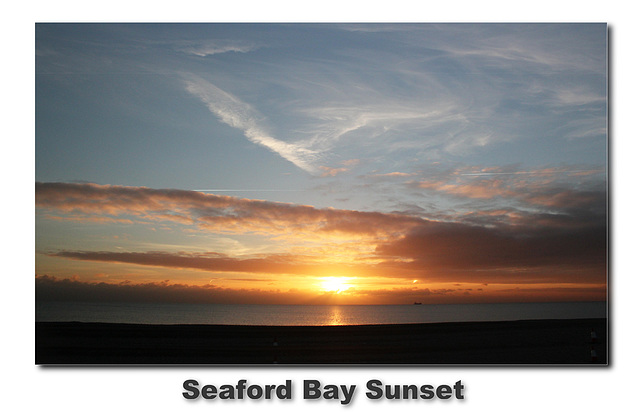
177, 41, 258, 57
35, 182, 425, 238
182, 73, 321, 174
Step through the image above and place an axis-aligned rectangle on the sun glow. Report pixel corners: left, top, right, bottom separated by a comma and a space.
320, 277, 352, 294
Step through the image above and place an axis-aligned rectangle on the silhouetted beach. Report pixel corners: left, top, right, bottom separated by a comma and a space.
35, 318, 607, 365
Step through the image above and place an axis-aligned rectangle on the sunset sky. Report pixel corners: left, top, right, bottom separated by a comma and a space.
35, 23, 607, 305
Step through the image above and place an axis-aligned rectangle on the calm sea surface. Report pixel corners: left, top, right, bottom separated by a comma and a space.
36, 301, 607, 326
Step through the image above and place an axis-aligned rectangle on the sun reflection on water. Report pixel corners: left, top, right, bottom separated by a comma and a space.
326, 306, 345, 326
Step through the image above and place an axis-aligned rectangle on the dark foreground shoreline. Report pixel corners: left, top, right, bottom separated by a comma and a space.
36, 318, 607, 365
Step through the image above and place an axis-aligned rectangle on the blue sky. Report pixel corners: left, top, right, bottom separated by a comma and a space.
35, 23, 607, 304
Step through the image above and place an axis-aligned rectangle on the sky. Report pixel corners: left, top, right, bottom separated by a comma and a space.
35, 23, 608, 305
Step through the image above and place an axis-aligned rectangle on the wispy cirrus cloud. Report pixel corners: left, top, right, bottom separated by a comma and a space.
182, 74, 321, 174
178, 24, 605, 177
176, 40, 258, 57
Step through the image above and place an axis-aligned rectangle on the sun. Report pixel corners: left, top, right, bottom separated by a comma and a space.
320, 277, 351, 294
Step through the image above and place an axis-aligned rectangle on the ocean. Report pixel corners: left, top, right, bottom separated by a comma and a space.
35, 301, 607, 326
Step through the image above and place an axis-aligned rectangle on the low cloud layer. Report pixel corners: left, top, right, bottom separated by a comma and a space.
36, 275, 605, 305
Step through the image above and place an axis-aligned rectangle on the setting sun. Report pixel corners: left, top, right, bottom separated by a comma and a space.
320, 277, 352, 294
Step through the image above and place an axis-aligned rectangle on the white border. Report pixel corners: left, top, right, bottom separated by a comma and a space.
8, 1, 638, 411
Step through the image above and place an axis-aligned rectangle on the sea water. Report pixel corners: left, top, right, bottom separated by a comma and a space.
35, 301, 607, 326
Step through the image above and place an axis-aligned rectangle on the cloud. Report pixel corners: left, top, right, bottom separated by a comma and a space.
418, 178, 515, 200
35, 274, 313, 305
295, 99, 467, 155
176, 41, 258, 57
430, 24, 605, 75
182, 74, 321, 174
316, 159, 361, 178
375, 219, 606, 279
50, 250, 328, 276
412, 165, 606, 213
319, 166, 349, 177
35, 182, 424, 238
369, 172, 417, 178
